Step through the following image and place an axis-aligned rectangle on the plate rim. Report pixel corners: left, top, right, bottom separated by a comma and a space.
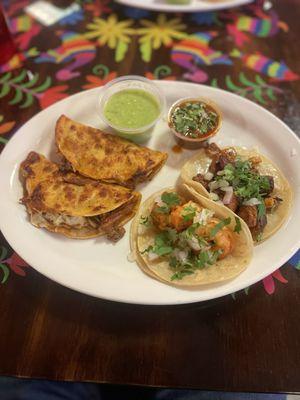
115, 0, 253, 13
0, 81, 299, 305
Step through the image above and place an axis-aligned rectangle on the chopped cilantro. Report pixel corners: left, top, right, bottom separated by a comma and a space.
210, 218, 231, 239
171, 270, 194, 281
161, 192, 180, 207
140, 215, 152, 227
156, 192, 180, 214
256, 232, 263, 242
147, 232, 174, 256
156, 205, 170, 214
182, 205, 196, 222
215, 159, 271, 203
257, 202, 266, 218
234, 217, 242, 233
195, 251, 210, 269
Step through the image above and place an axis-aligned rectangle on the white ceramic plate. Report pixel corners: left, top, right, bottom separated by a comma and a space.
115, 0, 253, 13
0, 81, 299, 305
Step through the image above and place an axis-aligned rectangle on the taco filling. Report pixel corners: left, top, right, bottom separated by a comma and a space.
192, 143, 282, 241
141, 191, 239, 281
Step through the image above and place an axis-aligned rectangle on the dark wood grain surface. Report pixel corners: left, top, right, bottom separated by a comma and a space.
0, 0, 299, 392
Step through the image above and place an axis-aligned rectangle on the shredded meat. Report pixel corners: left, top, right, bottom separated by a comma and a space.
105, 226, 126, 242
30, 196, 137, 242
31, 212, 94, 229
237, 205, 258, 228
192, 173, 209, 190
58, 154, 74, 173
62, 174, 95, 186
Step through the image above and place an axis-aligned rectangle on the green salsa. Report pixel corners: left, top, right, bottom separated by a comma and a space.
104, 89, 160, 130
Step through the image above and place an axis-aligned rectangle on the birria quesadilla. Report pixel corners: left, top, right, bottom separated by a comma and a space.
55, 115, 168, 188
20, 152, 141, 241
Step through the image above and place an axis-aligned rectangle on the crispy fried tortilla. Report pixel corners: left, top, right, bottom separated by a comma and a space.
130, 185, 253, 287
55, 115, 168, 188
20, 152, 141, 241
180, 145, 293, 243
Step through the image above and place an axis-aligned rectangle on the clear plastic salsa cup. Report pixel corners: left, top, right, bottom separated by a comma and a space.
99, 76, 166, 143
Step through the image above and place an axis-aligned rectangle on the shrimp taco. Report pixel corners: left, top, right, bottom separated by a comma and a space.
130, 185, 253, 287
181, 143, 292, 243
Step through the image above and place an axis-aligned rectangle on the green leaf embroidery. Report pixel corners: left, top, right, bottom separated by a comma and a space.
225, 75, 242, 92
10, 70, 27, 84
140, 41, 152, 63
0, 83, 10, 98
253, 87, 266, 104
22, 73, 40, 88
0, 246, 8, 261
9, 88, 23, 105
266, 87, 276, 101
115, 41, 128, 62
210, 78, 218, 88
0, 137, 9, 144
20, 92, 34, 109
239, 72, 256, 88
0, 72, 12, 84
33, 76, 51, 93
0, 263, 10, 284
255, 75, 267, 86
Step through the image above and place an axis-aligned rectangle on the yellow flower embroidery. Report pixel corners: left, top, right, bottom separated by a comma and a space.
85, 14, 135, 62
138, 14, 186, 62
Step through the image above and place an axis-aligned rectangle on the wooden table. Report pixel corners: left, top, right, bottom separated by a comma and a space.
0, 0, 299, 392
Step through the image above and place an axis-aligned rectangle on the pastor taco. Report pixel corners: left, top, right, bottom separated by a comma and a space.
181, 143, 292, 243
130, 185, 253, 287
20, 152, 141, 241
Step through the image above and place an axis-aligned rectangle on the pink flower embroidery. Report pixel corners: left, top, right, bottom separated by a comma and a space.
262, 269, 288, 295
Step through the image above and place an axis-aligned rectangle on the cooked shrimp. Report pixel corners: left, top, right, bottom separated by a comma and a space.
151, 204, 170, 231
211, 227, 235, 259
195, 218, 235, 259
170, 201, 201, 232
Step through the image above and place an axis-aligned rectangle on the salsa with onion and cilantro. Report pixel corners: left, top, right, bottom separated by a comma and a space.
170, 100, 219, 139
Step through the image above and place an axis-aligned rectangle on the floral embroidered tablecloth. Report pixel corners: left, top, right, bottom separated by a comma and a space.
0, 0, 299, 297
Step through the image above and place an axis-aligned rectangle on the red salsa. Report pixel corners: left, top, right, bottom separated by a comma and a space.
170, 100, 219, 139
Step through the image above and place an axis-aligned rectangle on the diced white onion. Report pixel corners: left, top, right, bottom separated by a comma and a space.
218, 180, 229, 188
217, 170, 225, 176
187, 237, 201, 251
208, 181, 219, 191
223, 187, 234, 205
204, 172, 214, 181
243, 198, 262, 206
173, 249, 188, 264
208, 180, 229, 191
220, 186, 233, 192
154, 196, 164, 206
209, 192, 219, 201
193, 208, 215, 224
148, 252, 160, 261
